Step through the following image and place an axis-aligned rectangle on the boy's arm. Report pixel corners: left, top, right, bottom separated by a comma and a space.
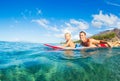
63, 40, 71, 47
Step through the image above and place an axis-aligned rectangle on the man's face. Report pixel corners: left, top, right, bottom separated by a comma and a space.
65, 34, 71, 41
79, 33, 86, 41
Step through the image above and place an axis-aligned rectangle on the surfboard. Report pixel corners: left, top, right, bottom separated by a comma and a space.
44, 44, 109, 50
44, 44, 63, 49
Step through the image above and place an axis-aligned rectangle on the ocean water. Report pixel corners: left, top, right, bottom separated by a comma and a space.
0, 41, 120, 81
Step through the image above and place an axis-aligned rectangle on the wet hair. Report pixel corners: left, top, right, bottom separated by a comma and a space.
79, 31, 86, 35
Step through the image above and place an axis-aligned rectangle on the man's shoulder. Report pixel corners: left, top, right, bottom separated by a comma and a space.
89, 38, 96, 41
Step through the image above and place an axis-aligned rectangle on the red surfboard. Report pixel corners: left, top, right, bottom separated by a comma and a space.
44, 44, 63, 49
44, 44, 109, 51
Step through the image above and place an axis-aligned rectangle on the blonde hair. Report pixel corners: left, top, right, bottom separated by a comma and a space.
65, 33, 71, 37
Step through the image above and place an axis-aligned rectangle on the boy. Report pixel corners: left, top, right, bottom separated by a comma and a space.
63, 33, 75, 48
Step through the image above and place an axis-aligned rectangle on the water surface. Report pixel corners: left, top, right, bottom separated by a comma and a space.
0, 41, 120, 81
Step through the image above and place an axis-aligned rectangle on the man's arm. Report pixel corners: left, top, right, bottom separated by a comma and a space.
90, 38, 100, 44
90, 38, 112, 47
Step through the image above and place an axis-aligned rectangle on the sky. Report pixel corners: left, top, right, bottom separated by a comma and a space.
0, 0, 120, 43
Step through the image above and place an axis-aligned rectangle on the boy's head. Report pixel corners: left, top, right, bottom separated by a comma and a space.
65, 33, 71, 41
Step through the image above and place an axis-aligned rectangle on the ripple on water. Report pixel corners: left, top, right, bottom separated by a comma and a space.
0, 41, 120, 81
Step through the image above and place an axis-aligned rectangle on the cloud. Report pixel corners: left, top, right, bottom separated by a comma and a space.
91, 21, 103, 28
61, 19, 89, 34
21, 12, 27, 20
31, 18, 60, 32
20, 9, 42, 21
70, 19, 89, 30
49, 26, 59, 32
31, 18, 90, 40
31, 18, 88, 33
31, 19, 49, 28
56, 19, 89, 40
36, 8, 42, 15
54, 33, 64, 39
61, 22, 76, 33
92, 10, 120, 28
72, 34, 79, 40
86, 32, 93, 37
106, 1, 120, 7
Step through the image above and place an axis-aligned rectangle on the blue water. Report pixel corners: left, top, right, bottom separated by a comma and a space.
0, 41, 120, 81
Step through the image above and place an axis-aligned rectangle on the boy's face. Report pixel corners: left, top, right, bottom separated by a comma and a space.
65, 34, 71, 41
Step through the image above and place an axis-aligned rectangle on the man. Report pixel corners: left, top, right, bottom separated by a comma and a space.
79, 31, 111, 47
63, 33, 75, 48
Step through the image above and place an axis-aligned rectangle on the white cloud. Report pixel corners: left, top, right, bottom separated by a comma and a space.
61, 19, 89, 34
116, 22, 120, 28
31, 18, 89, 34
49, 26, 59, 32
106, 1, 120, 7
86, 32, 93, 37
31, 19, 49, 28
54, 33, 64, 39
54, 33, 79, 41
72, 34, 79, 40
92, 10, 120, 28
61, 28, 72, 34
92, 21, 103, 28
31, 18, 91, 41
57, 19, 89, 40
36, 8, 42, 15
20, 9, 42, 21
14, 20, 19, 24
21, 12, 27, 20
61, 22, 77, 33
38, 10, 42, 14
70, 19, 89, 30
31, 18, 60, 32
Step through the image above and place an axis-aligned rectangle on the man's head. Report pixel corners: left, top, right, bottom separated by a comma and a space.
65, 33, 71, 41
79, 31, 87, 41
